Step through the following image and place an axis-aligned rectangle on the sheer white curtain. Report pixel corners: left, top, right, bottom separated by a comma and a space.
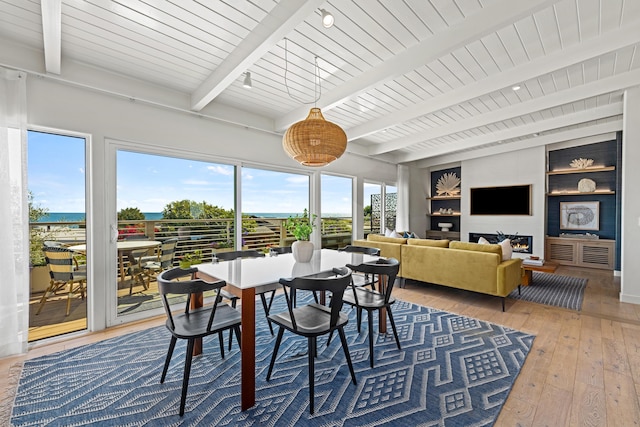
395, 165, 410, 232
0, 67, 29, 357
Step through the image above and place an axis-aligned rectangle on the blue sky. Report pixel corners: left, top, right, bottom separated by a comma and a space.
27, 131, 376, 215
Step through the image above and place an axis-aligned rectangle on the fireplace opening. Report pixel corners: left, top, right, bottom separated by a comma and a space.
469, 232, 533, 254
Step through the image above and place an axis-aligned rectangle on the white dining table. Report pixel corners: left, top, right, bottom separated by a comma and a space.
68, 240, 161, 283
195, 248, 379, 411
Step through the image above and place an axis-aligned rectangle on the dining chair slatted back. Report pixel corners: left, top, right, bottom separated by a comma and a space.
157, 267, 241, 416
133, 238, 178, 294
38, 246, 86, 316
343, 257, 401, 368
266, 266, 356, 414
269, 246, 292, 255
214, 249, 265, 261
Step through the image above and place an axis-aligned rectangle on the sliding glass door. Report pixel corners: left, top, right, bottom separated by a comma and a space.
27, 130, 87, 341
321, 174, 353, 248
115, 150, 236, 320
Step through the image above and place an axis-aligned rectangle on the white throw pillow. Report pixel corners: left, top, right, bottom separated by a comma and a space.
390, 230, 403, 238
499, 239, 512, 261
478, 236, 490, 244
385, 228, 394, 237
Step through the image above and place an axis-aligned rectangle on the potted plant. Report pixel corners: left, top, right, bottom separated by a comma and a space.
285, 209, 317, 263
178, 250, 202, 269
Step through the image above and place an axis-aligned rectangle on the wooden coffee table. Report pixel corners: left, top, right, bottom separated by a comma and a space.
522, 261, 558, 286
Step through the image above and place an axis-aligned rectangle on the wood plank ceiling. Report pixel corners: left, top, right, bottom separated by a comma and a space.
0, 0, 638, 166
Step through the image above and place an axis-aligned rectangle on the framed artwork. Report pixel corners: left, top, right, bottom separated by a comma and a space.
560, 201, 599, 230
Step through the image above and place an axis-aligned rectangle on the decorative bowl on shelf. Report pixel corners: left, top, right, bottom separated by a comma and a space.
438, 222, 453, 232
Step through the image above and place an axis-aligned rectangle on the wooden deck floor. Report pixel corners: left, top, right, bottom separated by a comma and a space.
4, 265, 640, 425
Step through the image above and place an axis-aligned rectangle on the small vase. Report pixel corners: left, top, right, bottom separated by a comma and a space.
292, 240, 314, 263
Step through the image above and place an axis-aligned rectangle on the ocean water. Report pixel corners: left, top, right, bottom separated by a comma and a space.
37, 212, 350, 222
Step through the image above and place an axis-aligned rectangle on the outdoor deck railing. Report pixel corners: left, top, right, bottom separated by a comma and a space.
31, 216, 367, 267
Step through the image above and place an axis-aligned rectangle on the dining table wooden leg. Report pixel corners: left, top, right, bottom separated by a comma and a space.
190, 291, 204, 355
241, 287, 256, 411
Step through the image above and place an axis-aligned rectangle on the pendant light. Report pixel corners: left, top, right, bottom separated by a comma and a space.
282, 41, 346, 167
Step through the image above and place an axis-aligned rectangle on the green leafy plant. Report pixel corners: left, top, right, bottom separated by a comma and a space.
285, 209, 317, 241
179, 250, 202, 268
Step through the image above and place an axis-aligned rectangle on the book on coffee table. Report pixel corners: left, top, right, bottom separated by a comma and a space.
522, 258, 544, 267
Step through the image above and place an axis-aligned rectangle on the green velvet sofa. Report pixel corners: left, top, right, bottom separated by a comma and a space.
353, 235, 522, 310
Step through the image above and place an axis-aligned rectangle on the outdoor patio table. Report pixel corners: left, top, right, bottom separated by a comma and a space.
68, 240, 161, 283
196, 248, 379, 411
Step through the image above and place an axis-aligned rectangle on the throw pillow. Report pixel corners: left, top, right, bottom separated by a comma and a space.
384, 228, 394, 237
478, 236, 490, 244
390, 230, 403, 238
499, 239, 512, 261
403, 231, 417, 238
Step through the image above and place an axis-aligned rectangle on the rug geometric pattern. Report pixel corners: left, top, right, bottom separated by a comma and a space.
509, 272, 587, 311
11, 295, 535, 426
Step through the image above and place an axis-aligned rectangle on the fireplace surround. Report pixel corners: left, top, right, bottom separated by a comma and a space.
469, 232, 533, 254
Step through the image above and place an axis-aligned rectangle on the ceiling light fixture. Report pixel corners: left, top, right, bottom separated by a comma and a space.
512, 85, 521, 91
243, 72, 252, 89
320, 9, 334, 28
282, 40, 346, 167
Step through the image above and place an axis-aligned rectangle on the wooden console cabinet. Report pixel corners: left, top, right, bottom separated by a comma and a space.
545, 236, 614, 270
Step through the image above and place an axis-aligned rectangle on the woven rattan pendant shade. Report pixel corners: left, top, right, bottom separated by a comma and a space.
282, 107, 347, 167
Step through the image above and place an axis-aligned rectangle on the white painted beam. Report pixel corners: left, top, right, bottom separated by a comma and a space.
41, 0, 61, 75
274, 0, 562, 131
371, 68, 640, 155
413, 121, 622, 168
355, 22, 640, 145
190, 0, 324, 111
397, 103, 622, 163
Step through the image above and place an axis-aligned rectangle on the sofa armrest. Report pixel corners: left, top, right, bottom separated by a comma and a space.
496, 258, 523, 296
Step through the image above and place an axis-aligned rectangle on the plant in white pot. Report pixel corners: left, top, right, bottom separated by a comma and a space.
285, 209, 317, 263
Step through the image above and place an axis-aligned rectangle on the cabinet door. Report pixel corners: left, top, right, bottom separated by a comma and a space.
577, 241, 614, 269
546, 238, 577, 265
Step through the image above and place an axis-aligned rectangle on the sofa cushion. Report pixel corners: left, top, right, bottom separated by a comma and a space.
407, 238, 450, 248
499, 239, 512, 261
450, 240, 502, 256
368, 234, 407, 244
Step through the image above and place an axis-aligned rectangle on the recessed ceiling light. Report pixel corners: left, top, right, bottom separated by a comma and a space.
533, 133, 539, 137
512, 85, 521, 91
243, 72, 252, 89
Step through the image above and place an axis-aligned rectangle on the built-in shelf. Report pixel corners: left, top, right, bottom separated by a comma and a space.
546, 166, 615, 175
427, 195, 461, 200
427, 213, 461, 217
547, 191, 615, 196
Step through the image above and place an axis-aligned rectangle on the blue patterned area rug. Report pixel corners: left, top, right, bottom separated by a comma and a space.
509, 272, 587, 311
11, 296, 534, 426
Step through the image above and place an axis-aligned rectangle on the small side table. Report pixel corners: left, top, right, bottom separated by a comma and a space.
522, 261, 558, 286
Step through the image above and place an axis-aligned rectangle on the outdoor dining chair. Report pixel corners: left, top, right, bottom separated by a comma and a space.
266, 267, 356, 414
158, 267, 242, 416
342, 257, 401, 368
37, 246, 87, 317
133, 238, 179, 294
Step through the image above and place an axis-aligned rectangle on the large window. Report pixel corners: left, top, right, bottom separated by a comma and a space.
241, 167, 309, 250
321, 174, 352, 248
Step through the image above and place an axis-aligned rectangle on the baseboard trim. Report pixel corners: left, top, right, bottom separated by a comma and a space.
619, 292, 640, 304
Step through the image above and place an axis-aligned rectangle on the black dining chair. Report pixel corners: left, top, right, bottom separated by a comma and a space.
269, 246, 292, 255
343, 257, 401, 368
213, 250, 279, 341
338, 245, 381, 289
266, 267, 357, 414
157, 267, 242, 416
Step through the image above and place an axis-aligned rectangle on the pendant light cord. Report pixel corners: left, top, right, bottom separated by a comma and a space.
284, 38, 322, 105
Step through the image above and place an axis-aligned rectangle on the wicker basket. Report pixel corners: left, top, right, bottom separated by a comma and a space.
282, 107, 347, 167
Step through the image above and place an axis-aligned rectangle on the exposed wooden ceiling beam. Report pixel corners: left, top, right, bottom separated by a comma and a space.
41, 0, 61, 75
414, 122, 621, 168
190, 0, 324, 111
361, 23, 640, 151
274, 0, 562, 131
371, 68, 640, 155
397, 103, 622, 163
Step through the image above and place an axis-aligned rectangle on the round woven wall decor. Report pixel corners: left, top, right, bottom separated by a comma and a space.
282, 107, 347, 167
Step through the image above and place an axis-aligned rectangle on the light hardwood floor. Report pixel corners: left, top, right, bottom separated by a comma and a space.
2, 266, 640, 426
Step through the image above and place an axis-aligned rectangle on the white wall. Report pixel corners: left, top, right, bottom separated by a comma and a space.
621, 87, 640, 303
461, 147, 546, 257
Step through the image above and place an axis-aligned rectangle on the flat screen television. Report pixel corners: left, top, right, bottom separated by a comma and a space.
470, 184, 531, 215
